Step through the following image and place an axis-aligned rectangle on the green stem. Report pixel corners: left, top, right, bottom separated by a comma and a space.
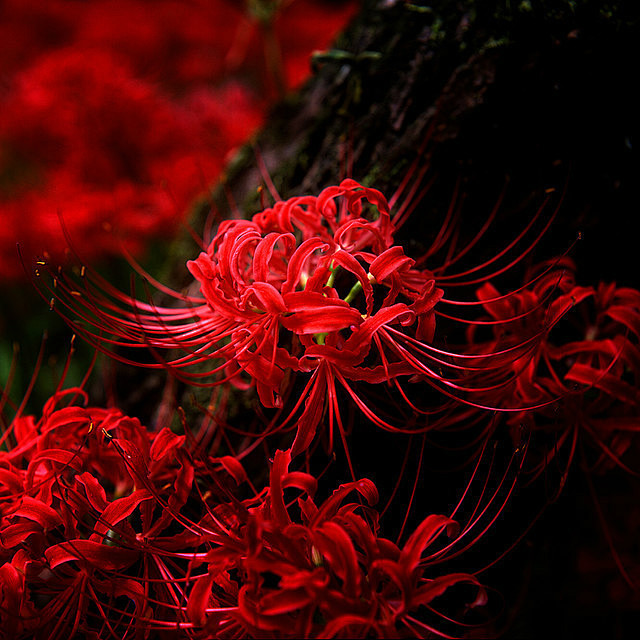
325, 262, 339, 289
313, 266, 364, 344
343, 280, 363, 305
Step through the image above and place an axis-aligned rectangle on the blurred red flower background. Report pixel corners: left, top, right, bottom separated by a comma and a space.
0, 0, 357, 279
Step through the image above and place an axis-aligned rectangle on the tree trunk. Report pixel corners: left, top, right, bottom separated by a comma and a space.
193, 0, 637, 285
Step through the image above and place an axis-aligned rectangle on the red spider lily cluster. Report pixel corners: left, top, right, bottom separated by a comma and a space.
11, 166, 638, 635
0, 0, 357, 279
1, 384, 500, 638
5, 174, 640, 636
2, 2, 640, 638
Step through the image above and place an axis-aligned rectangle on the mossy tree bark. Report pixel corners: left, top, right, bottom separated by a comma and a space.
187, 0, 637, 286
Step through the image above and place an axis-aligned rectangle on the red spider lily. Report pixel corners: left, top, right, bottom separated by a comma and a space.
0, 393, 149, 637
187, 448, 491, 639
464, 257, 594, 409
41, 178, 573, 464
468, 259, 640, 482
541, 279, 640, 475
476, 269, 640, 591
39, 180, 443, 456
0, 387, 152, 502
1, 372, 516, 637
0, 384, 243, 638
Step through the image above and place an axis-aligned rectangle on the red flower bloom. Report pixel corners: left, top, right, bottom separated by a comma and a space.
465, 257, 593, 408
0, 384, 241, 638
187, 449, 489, 639
44, 177, 573, 465
45, 180, 453, 458
1, 390, 494, 638
468, 259, 640, 481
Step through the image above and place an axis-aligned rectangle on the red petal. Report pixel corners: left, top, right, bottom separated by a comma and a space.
314, 521, 361, 596
252, 232, 296, 283
10, 496, 63, 530
606, 304, 640, 338
241, 282, 287, 314
26, 448, 84, 488
90, 489, 153, 542
150, 427, 185, 461
281, 292, 362, 334
329, 250, 374, 314
269, 449, 292, 527
75, 472, 108, 512
111, 438, 149, 483
282, 471, 317, 499
312, 478, 379, 525
0, 563, 24, 637
369, 246, 414, 282
282, 237, 330, 295
188, 571, 216, 627
399, 514, 458, 573
0, 467, 23, 494
343, 304, 415, 359
45, 540, 138, 570
566, 362, 639, 404
0, 521, 43, 549
291, 367, 328, 457
475, 282, 511, 320
210, 455, 248, 485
